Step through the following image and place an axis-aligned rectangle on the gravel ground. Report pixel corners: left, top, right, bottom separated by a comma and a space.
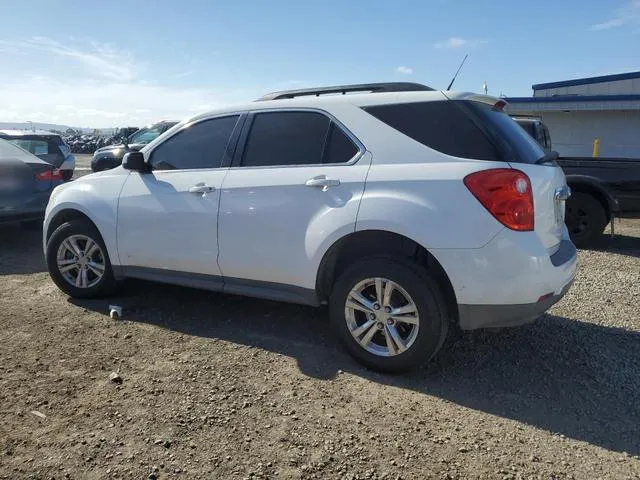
0, 218, 638, 480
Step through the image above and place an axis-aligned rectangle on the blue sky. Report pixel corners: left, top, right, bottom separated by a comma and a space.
0, 0, 639, 127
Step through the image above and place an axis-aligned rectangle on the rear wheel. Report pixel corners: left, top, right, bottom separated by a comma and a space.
62, 170, 74, 182
565, 192, 607, 248
329, 257, 449, 373
46, 219, 118, 298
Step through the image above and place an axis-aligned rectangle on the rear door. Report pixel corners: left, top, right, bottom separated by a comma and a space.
218, 109, 370, 292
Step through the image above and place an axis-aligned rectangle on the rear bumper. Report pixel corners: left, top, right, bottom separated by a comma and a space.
458, 278, 574, 330
0, 191, 52, 224
430, 229, 577, 330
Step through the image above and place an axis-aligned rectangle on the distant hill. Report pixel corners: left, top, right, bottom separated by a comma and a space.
0, 122, 93, 134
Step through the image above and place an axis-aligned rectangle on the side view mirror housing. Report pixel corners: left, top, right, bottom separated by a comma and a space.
122, 151, 149, 172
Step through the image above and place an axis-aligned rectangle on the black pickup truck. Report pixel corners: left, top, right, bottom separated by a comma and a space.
512, 117, 640, 248
558, 157, 640, 247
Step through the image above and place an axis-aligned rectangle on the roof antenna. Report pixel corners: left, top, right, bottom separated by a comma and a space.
446, 54, 468, 91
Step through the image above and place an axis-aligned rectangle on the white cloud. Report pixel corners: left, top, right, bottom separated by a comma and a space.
0, 76, 256, 127
0, 37, 262, 128
0, 37, 137, 81
589, 0, 640, 30
396, 66, 413, 74
172, 70, 194, 79
434, 37, 488, 49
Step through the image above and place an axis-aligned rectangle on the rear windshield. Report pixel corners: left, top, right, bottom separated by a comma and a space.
363, 100, 545, 164
3, 136, 65, 167
465, 102, 546, 164
9, 139, 51, 155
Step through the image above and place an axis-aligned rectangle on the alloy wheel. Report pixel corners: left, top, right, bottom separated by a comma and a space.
56, 234, 106, 289
344, 277, 420, 357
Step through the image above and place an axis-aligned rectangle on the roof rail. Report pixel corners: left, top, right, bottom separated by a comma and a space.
255, 82, 434, 101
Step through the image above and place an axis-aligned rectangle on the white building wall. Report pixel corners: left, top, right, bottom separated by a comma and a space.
539, 110, 640, 158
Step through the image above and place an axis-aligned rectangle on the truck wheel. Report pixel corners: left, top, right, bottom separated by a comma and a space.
329, 257, 449, 373
565, 192, 607, 248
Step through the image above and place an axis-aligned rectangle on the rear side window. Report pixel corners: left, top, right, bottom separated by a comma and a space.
150, 115, 239, 170
242, 112, 328, 167
363, 101, 499, 161
241, 111, 359, 167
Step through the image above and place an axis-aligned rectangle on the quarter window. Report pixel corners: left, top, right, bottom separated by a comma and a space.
241, 111, 358, 167
150, 116, 239, 170
323, 123, 359, 164
363, 101, 499, 161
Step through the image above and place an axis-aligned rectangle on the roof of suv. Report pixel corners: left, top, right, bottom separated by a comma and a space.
185, 88, 503, 125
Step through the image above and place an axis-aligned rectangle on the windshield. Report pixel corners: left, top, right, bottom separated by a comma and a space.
464, 102, 547, 164
128, 125, 164, 145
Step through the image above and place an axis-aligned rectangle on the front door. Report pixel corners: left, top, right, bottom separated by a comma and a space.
117, 115, 241, 276
218, 110, 371, 292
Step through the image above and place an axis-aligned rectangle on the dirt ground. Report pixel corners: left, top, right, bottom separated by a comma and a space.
1, 213, 639, 479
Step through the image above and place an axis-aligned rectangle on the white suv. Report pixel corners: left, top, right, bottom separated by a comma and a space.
43, 82, 577, 372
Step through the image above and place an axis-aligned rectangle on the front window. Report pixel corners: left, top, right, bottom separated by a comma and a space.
128, 125, 165, 145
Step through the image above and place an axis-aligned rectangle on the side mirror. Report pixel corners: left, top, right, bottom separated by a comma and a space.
122, 151, 149, 172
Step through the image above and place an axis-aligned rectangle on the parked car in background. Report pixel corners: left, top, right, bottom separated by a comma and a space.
0, 129, 75, 181
91, 121, 177, 172
512, 117, 640, 247
0, 138, 63, 228
44, 82, 576, 372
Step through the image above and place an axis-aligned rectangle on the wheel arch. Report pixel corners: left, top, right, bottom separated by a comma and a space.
45, 208, 96, 244
566, 176, 618, 222
44, 202, 119, 267
315, 229, 458, 324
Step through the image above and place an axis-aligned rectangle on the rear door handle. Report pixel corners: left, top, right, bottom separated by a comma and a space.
189, 183, 215, 194
305, 176, 340, 191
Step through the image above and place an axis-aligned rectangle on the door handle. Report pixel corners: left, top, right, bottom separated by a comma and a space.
305, 176, 340, 191
189, 183, 215, 194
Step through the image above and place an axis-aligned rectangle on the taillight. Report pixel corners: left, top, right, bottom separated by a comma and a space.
35, 169, 63, 181
463, 168, 534, 231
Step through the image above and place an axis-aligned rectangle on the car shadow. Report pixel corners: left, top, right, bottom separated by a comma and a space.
589, 233, 640, 259
72, 280, 640, 456
0, 224, 46, 275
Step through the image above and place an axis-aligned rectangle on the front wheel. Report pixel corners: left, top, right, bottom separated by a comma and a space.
329, 257, 449, 373
46, 219, 118, 298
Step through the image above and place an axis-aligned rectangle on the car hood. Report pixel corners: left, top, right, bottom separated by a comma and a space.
94, 143, 145, 155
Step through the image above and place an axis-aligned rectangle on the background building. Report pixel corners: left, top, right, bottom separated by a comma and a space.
505, 71, 640, 158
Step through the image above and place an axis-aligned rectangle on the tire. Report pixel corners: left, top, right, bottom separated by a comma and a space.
565, 192, 608, 248
62, 170, 74, 182
46, 219, 118, 298
329, 257, 449, 373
